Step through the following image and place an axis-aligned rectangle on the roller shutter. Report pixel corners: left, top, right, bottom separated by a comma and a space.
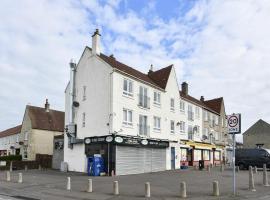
116, 146, 166, 175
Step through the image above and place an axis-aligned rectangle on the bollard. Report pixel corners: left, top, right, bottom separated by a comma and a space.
212, 181, 219, 196
145, 182, 151, 198
220, 164, 224, 172
180, 181, 187, 198
38, 164, 42, 170
249, 166, 256, 191
113, 181, 119, 195
25, 165, 28, 171
254, 166, 258, 174
207, 165, 211, 172
18, 173, 22, 183
111, 170, 115, 177
87, 179, 93, 193
236, 166, 240, 172
67, 177, 71, 191
263, 164, 269, 186
9, 161, 13, 172
6, 171, 10, 182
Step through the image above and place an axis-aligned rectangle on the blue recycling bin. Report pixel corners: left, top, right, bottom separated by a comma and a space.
87, 155, 105, 176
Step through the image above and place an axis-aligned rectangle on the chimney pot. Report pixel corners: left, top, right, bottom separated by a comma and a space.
45, 99, 50, 112
181, 82, 188, 95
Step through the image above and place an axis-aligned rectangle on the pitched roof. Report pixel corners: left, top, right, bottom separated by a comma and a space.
0, 125, 21, 138
27, 106, 64, 132
243, 119, 270, 135
204, 97, 223, 113
86, 47, 171, 90
148, 65, 173, 89
180, 91, 222, 115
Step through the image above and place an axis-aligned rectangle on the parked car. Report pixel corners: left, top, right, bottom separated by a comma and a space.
235, 148, 270, 170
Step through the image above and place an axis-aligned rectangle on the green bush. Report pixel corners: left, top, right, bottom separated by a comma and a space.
0, 155, 22, 161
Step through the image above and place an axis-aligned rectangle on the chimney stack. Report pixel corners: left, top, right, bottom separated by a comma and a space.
181, 82, 188, 95
45, 99, 50, 112
200, 96, 204, 102
92, 29, 101, 55
148, 64, 154, 74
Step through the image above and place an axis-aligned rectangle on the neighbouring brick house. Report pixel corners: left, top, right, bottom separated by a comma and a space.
243, 119, 270, 149
20, 99, 64, 160
0, 125, 21, 156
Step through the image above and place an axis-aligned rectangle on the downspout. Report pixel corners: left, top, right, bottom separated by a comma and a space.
69, 59, 76, 125
108, 69, 114, 175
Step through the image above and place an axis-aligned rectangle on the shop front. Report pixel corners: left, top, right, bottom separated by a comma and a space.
84, 135, 169, 176
181, 141, 216, 167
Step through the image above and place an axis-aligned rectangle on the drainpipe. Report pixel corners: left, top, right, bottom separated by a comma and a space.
69, 59, 76, 124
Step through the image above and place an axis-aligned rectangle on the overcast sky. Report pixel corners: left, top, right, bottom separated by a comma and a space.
1, 0, 270, 141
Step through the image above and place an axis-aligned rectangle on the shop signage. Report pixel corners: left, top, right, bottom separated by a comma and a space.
84, 135, 169, 148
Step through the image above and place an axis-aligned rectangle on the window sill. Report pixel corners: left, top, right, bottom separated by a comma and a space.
153, 103, 161, 108
122, 94, 134, 100
138, 105, 150, 110
153, 129, 161, 133
122, 124, 134, 129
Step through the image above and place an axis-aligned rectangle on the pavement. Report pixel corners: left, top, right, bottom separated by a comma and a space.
0, 167, 269, 199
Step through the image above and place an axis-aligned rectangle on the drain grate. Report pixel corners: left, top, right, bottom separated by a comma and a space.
12, 196, 40, 200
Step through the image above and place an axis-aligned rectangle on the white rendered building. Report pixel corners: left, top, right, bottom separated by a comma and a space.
64, 29, 229, 175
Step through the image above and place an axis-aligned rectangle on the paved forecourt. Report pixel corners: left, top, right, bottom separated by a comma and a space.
0, 167, 270, 200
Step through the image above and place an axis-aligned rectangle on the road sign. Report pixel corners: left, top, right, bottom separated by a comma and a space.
227, 113, 241, 134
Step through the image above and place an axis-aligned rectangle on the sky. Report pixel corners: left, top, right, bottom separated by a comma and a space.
1, 0, 270, 141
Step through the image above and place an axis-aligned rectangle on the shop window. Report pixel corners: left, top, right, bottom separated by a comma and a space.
193, 149, 202, 161
214, 151, 221, 160
180, 148, 188, 161
203, 150, 210, 160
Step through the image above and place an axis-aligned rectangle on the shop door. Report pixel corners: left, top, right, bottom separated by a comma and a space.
171, 147, 175, 170
188, 148, 193, 166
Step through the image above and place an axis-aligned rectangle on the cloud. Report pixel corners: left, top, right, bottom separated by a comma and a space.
0, 0, 270, 143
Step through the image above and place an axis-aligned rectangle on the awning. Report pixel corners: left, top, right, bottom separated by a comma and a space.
185, 141, 216, 150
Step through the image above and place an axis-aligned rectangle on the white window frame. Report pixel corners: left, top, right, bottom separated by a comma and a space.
139, 86, 149, 108
170, 120, 175, 134
123, 109, 133, 126
195, 106, 200, 119
123, 79, 133, 97
153, 91, 161, 106
180, 100, 185, 112
170, 98, 175, 111
180, 121, 185, 133
153, 116, 161, 131
24, 132, 28, 141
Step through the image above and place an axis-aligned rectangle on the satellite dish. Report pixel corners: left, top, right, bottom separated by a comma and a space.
73, 101, 80, 107
202, 135, 208, 140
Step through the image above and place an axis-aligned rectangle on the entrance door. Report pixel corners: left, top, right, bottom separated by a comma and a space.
171, 147, 175, 170
188, 148, 193, 166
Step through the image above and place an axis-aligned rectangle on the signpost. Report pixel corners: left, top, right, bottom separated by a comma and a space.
227, 113, 241, 196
